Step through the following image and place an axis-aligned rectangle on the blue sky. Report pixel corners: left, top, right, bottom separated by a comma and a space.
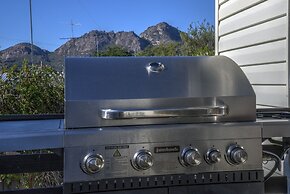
0, 0, 215, 51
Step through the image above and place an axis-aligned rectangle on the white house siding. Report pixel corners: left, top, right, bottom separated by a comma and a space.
216, 0, 289, 108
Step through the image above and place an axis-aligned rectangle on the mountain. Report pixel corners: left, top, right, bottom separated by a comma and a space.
140, 22, 182, 46
55, 30, 150, 56
0, 22, 183, 70
0, 43, 51, 67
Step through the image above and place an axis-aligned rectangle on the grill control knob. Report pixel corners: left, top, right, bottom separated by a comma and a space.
81, 154, 104, 174
132, 150, 153, 170
226, 144, 248, 165
205, 148, 221, 164
180, 147, 202, 167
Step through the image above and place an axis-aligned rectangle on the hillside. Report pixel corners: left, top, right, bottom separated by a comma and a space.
0, 22, 182, 70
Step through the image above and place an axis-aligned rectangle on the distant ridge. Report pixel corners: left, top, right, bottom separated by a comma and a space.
0, 22, 183, 70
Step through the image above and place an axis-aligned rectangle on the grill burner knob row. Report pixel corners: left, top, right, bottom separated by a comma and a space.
205, 148, 221, 164
180, 147, 202, 167
226, 144, 248, 165
81, 154, 104, 174
132, 149, 153, 171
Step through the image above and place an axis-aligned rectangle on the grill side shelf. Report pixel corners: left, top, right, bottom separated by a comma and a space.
0, 114, 64, 121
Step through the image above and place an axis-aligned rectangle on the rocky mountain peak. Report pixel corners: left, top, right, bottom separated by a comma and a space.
0, 22, 183, 70
140, 22, 182, 46
0, 43, 50, 66
54, 30, 150, 56
1, 43, 48, 60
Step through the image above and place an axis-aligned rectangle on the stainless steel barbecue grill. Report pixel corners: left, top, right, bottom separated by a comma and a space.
63, 56, 264, 194
65, 56, 256, 128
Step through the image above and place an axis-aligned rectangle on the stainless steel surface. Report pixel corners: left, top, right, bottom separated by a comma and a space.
66, 96, 254, 128
64, 122, 262, 183
0, 119, 64, 152
179, 147, 202, 167
65, 56, 256, 128
64, 122, 262, 147
226, 144, 248, 165
81, 154, 104, 174
205, 148, 222, 164
132, 149, 153, 171
63, 56, 266, 194
101, 106, 228, 120
0, 118, 287, 153
146, 62, 165, 73
259, 119, 290, 138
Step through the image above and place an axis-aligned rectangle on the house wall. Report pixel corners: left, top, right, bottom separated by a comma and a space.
215, 0, 289, 108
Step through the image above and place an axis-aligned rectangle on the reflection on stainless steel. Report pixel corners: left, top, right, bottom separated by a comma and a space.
101, 105, 229, 120
205, 148, 222, 164
179, 147, 202, 167
146, 62, 165, 73
226, 144, 248, 165
81, 153, 105, 174
63, 56, 264, 194
65, 56, 255, 128
132, 149, 154, 171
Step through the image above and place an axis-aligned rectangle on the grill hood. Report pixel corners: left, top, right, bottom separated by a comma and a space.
65, 56, 255, 129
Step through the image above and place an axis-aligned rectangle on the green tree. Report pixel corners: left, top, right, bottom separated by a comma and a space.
0, 61, 63, 189
138, 42, 181, 56
138, 20, 214, 57
180, 20, 215, 56
97, 46, 133, 57
0, 61, 64, 114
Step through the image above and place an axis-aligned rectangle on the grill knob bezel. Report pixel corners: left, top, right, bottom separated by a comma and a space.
132, 149, 154, 171
180, 147, 202, 167
205, 148, 222, 164
81, 154, 105, 174
226, 144, 248, 165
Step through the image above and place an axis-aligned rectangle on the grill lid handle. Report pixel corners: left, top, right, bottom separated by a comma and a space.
101, 106, 229, 120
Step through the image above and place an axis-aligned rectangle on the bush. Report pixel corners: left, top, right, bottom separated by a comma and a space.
97, 46, 133, 57
0, 61, 64, 115
0, 61, 64, 189
138, 20, 215, 57
180, 20, 215, 56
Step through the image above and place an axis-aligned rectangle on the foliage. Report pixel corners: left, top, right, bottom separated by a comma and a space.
180, 20, 215, 56
97, 46, 133, 57
0, 61, 64, 189
0, 170, 62, 189
137, 42, 181, 56
138, 20, 215, 57
91, 21, 214, 58
0, 60, 64, 114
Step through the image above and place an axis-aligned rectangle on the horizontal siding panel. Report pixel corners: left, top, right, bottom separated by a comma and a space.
256, 105, 277, 108
241, 63, 287, 85
253, 85, 288, 107
219, 0, 229, 6
219, 16, 287, 52
219, 0, 287, 36
220, 40, 287, 66
219, 0, 265, 20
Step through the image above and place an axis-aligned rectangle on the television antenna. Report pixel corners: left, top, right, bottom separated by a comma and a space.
60, 20, 81, 40
29, 0, 34, 64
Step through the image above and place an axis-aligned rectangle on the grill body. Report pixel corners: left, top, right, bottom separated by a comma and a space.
63, 56, 263, 194
65, 56, 256, 129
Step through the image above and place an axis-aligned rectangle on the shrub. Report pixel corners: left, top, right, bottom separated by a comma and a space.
0, 61, 64, 115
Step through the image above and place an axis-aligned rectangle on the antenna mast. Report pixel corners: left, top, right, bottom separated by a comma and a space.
60, 20, 81, 40
29, 0, 34, 64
